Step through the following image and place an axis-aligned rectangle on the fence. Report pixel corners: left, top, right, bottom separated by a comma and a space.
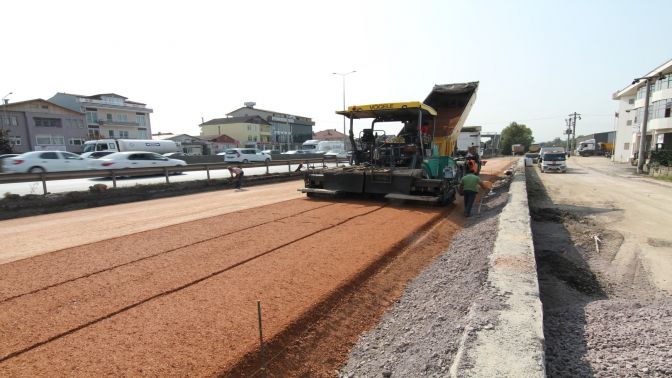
0, 157, 348, 195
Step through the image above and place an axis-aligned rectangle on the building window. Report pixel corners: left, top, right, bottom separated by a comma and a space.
136, 114, 146, 126
106, 113, 112, 121
115, 114, 128, 122
69, 138, 85, 146
108, 130, 115, 137
138, 130, 147, 138
88, 128, 100, 139
624, 143, 630, 150
53, 136, 65, 145
628, 98, 635, 105
1, 115, 18, 127
36, 135, 52, 145
119, 130, 129, 138
101, 96, 124, 105
9, 136, 21, 145
626, 120, 632, 126
86, 111, 98, 124
34, 117, 62, 127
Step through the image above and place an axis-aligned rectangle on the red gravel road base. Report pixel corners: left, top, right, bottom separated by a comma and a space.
0, 199, 445, 376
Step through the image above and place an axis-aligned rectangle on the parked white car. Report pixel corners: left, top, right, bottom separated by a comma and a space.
217, 148, 271, 163
3, 151, 91, 173
323, 150, 350, 158
89, 151, 187, 171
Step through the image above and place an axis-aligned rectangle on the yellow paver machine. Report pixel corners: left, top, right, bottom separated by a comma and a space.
300, 82, 479, 205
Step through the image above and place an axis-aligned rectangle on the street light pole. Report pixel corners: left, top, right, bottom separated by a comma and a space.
2, 92, 12, 132
333, 71, 356, 150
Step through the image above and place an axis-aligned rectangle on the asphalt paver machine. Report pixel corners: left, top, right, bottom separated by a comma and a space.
300, 82, 479, 205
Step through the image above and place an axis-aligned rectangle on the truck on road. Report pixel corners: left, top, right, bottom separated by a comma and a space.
511, 144, 525, 155
301, 140, 345, 154
577, 139, 613, 157
82, 139, 180, 156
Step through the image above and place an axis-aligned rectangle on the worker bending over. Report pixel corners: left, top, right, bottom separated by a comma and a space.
228, 166, 244, 189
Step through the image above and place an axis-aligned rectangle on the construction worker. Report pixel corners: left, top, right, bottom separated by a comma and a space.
458, 166, 486, 217
227, 166, 244, 189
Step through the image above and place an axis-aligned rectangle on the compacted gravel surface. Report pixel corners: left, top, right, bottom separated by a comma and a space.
528, 163, 672, 378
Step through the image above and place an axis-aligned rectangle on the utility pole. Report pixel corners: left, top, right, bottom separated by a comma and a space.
568, 112, 581, 155
636, 78, 652, 174
565, 118, 571, 152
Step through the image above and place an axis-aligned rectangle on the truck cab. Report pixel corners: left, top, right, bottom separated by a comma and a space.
540, 152, 567, 173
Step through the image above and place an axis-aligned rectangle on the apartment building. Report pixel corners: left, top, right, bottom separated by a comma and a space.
226, 103, 314, 151
1, 99, 87, 153
199, 115, 271, 149
49, 93, 153, 141
613, 59, 672, 163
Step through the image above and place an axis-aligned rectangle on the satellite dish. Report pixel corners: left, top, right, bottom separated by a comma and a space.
244, 102, 256, 108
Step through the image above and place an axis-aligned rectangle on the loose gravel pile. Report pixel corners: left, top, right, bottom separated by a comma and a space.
340, 181, 511, 377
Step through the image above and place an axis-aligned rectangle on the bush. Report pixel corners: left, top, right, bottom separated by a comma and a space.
650, 150, 672, 167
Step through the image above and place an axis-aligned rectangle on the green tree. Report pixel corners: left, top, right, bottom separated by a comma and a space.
500, 122, 534, 155
0, 128, 14, 154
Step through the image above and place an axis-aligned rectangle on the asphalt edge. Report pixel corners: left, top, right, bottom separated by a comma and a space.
450, 160, 546, 377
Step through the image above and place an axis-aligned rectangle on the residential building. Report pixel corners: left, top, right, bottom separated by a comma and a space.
209, 134, 239, 154
226, 103, 314, 151
199, 115, 271, 149
1, 99, 87, 153
154, 133, 212, 155
49, 93, 153, 141
613, 59, 672, 163
313, 128, 351, 150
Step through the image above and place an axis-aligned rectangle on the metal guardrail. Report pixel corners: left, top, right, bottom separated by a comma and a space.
0, 157, 348, 195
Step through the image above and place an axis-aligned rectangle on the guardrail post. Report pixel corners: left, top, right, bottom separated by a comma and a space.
265, 160, 269, 175
322, 157, 326, 168
111, 171, 117, 188
41, 174, 47, 195
164, 168, 170, 184
288, 161, 291, 172
206, 165, 211, 180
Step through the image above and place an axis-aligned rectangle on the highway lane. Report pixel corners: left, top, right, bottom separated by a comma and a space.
0, 161, 342, 196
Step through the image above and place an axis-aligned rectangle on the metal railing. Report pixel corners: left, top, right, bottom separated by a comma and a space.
0, 157, 349, 195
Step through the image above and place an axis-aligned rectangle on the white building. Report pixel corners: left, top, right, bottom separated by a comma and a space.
613, 59, 672, 163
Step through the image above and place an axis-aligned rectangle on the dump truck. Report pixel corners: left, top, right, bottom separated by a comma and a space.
300, 82, 478, 205
577, 139, 614, 157
511, 144, 525, 155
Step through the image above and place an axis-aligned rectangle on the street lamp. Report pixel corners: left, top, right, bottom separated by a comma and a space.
632, 73, 665, 174
2, 92, 12, 131
333, 71, 356, 150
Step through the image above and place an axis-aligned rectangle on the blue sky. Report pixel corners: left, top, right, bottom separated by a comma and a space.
3, 0, 670, 143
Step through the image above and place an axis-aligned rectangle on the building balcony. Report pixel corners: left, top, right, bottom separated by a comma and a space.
97, 120, 141, 127
78, 98, 153, 112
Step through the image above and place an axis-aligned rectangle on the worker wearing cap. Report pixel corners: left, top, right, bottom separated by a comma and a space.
459, 167, 486, 217
228, 166, 244, 189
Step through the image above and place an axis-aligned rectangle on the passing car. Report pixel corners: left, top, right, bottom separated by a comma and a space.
0, 153, 20, 172
324, 150, 350, 159
163, 152, 188, 158
80, 151, 116, 159
282, 150, 310, 155
89, 151, 187, 172
3, 151, 90, 173
217, 148, 271, 163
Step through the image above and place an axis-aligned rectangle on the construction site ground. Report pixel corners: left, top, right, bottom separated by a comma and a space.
528, 157, 672, 377
0, 159, 515, 377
